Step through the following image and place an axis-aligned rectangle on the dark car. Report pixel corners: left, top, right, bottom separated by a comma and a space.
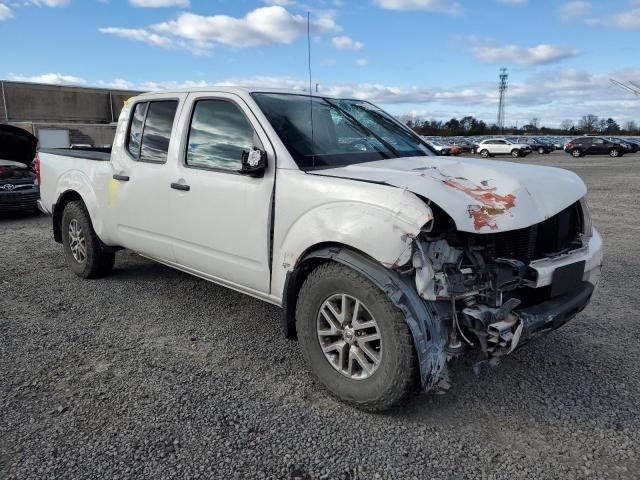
511, 137, 553, 154
564, 136, 627, 158
602, 137, 639, 154
0, 125, 40, 213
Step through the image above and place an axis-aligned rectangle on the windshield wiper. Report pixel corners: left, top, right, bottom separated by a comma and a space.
323, 98, 402, 158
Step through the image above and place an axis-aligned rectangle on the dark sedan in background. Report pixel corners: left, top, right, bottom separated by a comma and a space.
0, 125, 40, 213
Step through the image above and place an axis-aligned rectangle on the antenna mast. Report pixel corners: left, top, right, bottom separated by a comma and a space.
497, 68, 508, 133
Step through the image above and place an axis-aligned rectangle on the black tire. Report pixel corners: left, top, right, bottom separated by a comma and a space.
479, 149, 490, 158
538, 147, 545, 154
609, 148, 621, 158
61, 201, 115, 279
571, 149, 583, 158
511, 149, 521, 158
296, 262, 418, 411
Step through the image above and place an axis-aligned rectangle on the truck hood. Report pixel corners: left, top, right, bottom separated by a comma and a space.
0, 125, 38, 167
309, 156, 587, 233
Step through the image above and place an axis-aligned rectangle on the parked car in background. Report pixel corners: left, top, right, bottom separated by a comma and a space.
449, 140, 474, 154
510, 137, 553, 154
0, 125, 40, 214
38, 87, 602, 411
422, 139, 451, 156
601, 137, 639, 154
564, 136, 627, 157
475, 138, 532, 158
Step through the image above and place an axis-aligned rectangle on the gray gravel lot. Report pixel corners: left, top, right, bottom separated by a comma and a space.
1, 151, 639, 479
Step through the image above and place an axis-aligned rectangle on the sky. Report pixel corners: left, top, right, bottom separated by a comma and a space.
1, 0, 639, 127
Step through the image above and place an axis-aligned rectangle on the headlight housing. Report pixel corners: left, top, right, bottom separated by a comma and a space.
579, 196, 593, 237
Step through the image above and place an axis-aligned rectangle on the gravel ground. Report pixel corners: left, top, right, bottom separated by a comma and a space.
1, 151, 639, 479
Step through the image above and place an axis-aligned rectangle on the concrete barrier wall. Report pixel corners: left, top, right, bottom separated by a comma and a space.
0, 81, 143, 124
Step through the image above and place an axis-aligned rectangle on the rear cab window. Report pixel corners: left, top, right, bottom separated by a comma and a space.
126, 100, 178, 163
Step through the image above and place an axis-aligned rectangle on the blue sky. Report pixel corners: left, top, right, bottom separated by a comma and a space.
1, 0, 639, 126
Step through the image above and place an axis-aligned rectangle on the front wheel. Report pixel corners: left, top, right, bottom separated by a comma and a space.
296, 263, 418, 411
62, 201, 115, 278
609, 148, 621, 157
479, 149, 490, 158
571, 149, 583, 158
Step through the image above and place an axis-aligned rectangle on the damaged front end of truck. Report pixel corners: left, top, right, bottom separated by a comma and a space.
408, 196, 601, 374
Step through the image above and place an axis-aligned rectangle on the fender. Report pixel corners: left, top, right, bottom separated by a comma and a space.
272, 187, 434, 300
52, 169, 107, 242
284, 246, 447, 391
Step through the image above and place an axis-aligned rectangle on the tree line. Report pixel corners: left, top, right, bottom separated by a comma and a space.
401, 114, 640, 137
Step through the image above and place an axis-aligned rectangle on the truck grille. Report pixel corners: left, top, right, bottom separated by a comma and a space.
470, 202, 583, 264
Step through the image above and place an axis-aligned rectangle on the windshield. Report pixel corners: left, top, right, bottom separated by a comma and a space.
252, 93, 433, 170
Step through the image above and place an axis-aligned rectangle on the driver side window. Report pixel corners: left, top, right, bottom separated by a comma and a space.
185, 99, 262, 172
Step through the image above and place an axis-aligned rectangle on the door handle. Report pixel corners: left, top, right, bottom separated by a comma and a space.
171, 182, 190, 192
113, 174, 130, 181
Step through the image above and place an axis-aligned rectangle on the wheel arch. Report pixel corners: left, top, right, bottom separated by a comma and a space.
282, 244, 447, 392
52, 190, 85, 243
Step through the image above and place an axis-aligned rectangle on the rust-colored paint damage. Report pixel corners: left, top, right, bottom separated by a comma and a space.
438, 175, 516, 231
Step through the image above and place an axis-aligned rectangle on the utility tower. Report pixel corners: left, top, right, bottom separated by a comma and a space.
497, 68, 508, 133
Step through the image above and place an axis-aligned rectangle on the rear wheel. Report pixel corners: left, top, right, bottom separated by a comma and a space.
62, 201, 115, 278
511, 149, 521, 158
296, 263, 418, 411
571, 149, 583, 158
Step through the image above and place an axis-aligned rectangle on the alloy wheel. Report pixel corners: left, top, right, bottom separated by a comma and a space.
316, 293, 382, 380
68, 219, 87, 263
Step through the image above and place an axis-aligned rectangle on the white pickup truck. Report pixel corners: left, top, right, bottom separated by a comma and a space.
38, 87, 603, 411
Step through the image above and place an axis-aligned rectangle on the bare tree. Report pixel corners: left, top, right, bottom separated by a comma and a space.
579, 114, 599, 133
624, 120, 638, 134
560, 119, 574, 131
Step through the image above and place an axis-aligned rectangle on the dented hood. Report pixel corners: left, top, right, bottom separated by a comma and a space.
309, 156, 587, 233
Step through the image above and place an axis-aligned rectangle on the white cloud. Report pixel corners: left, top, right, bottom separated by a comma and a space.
356, 58, 368, 66
332, 35, 363, 50
0, 3, 13, 20
129, 0, 190, 7
102, 6, 340, 52
25, 0, 70, 6
473, 44, 579, 66
263, 0, 297, 5
374, 0, 462, 15
99, 27, 175, 49
8, 73, 87, 85
559, 1, 591, 21
610, 8, 640, 28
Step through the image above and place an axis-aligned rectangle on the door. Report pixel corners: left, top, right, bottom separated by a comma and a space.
109, 98, 183, 261
589, 138, 605, 154
168, 93, 275, 294
494, 140, 509, 154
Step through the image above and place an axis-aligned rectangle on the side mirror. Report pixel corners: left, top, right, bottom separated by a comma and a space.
239, 148, 267, 178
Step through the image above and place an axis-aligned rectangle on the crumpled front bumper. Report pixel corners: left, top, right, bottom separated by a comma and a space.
515, 281, 594, 344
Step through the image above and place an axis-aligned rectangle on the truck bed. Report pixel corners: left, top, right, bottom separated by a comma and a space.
40, 148, 111, 162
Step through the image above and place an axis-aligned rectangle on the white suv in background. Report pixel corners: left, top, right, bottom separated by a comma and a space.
475, 138, 532, 158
